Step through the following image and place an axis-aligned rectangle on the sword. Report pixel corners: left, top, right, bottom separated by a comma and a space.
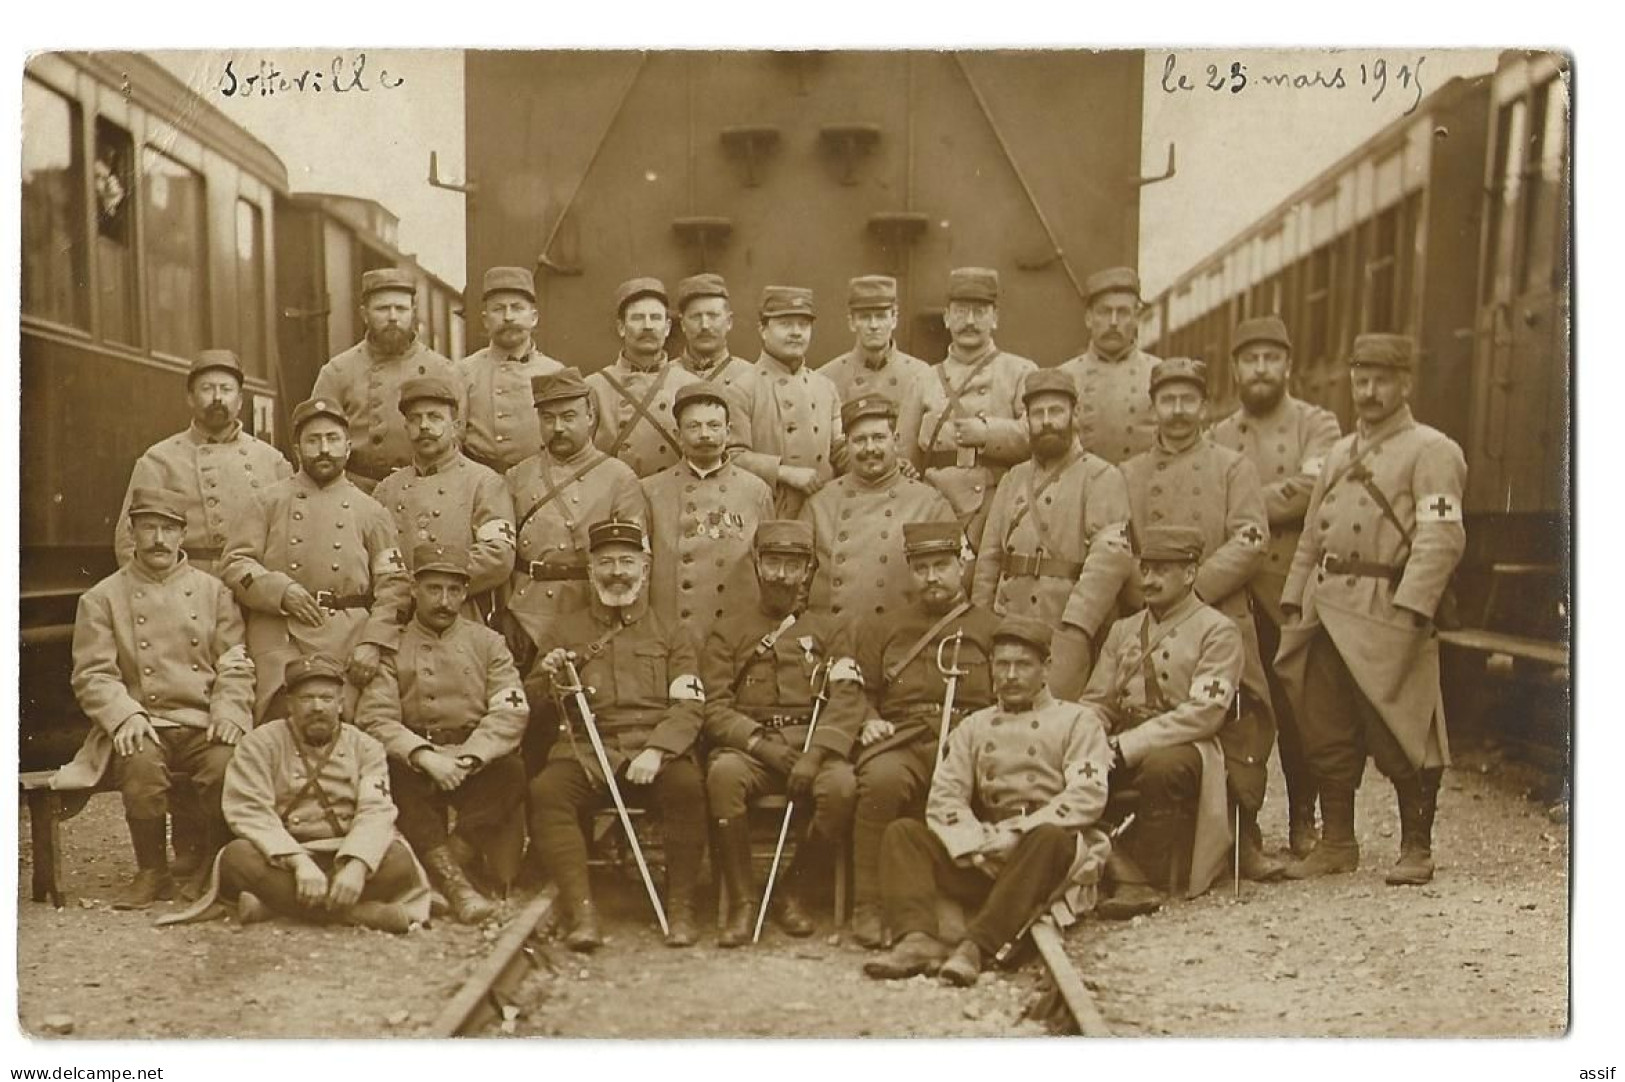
993, 812, 1138, 965
556, 656, 669, 937
935, 630, 968, 763
753, 660, 833, 944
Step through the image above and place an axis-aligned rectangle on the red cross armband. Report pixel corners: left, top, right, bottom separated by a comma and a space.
1192, 675, 1235, 706
669, 675, 706, 703
1416, 493, 1462, 524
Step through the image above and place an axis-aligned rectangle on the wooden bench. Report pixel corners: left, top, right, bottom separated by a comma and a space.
1437, 562, 1569, 677
713, 794, 850, 929
18, 769, 192, 908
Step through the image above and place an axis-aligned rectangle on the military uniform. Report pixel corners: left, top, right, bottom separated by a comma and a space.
642, 450, 774, 640
311, 316, 464, 492
818, 276, 933, 473
459, 267, 567, 472
525, 520, 708, 945
918, 270, 1036, 545
221, 399, 411, 720
1275, 334, 1466, 884
870, 617, 1112, 977
1210, 315, 1342, 844
972, 369, 1135, 699
115, 351, 292, 576
585, 352, 697, 479
1082, 572, 1244, 899
800, 394, 954, 625
354, 544, 528, 904
1120, 363, 1274, 814
374, 450, 514, 605
1058, 267, 1162, 465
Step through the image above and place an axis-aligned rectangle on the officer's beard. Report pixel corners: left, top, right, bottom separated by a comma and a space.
759, 579, 802, 618
592, 566, 648, 609
367, 324, 415, 357
298, 715, 339, 748
1240, 378, 1286, 415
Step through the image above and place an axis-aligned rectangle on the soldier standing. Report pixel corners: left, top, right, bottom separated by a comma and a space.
586, 277, 698, 479
700, 521, 865, 946
799, 393, 954, 626
459, 267, 564, 473
373, 375, 516, 617
841, 521, 998, 948
1120, 358, 1283, 882
355, 544, 528, 924
729, 286, 844, 518
1275, 334, 1467, 886
642, 382, 774, 641
917, 267, 1037, 549
1210, 316, 1342, 856
66, 487, 253, 907
1082, 527, 1246, 918
972, 369, 1134, 700
818, 276, 932, 473
221, 398, 411, 722
310, 268, 464, 493
1058, 266, 1161, 465
525, 519, 708, 949
673, 273, 758, 401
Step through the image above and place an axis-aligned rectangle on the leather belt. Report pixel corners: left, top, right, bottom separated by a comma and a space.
922, 448, 981, 470
315, 590, 374, 611
1321, 554, 1402, 582
186, 546, 223, 562
1001, 552, 1084, 580
744, 708, 813, 729
527, 560, 588, 582
346, 460, 394, 482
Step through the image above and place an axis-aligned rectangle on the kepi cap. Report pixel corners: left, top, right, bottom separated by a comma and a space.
947, 267, 999, 305
361, 267, 417, 299
188, 349, 244, 386
1138, 525, 1205, 563
291, 397, 349, 434
1148, 356, 1209, 397
903, 521, 965, 559
615, 276, 668, 317
397, 374, 460, 414
1083, 266, 1142, 306
532, 367, 591, 407
283, 654, 346, 692
1232, 315, 1292, 355
847, 275, 898, 310
128, 486, 189, 525
587, 517, 648, 554
675, 273, 729, 310
482, 266, 535, 301
754, 520, 814, 556
992, 615, 1053, 656
672, 380, 734, 420
841, 392, 898, 429
1021, 368, 1078, 405
412, 542, 471, 579
760, 285, 815, 320
1349, 333, 1415, 370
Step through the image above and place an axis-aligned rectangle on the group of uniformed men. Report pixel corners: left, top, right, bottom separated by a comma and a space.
62, 258, 1466, 988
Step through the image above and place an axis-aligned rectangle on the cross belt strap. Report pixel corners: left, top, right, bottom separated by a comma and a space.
882, 601, 972, 686
598, 367, 685, 461
515, 451, 609, 539
1000, 450, 1078, 552
1134, 615, 1173, 717
280, 739, 348, 839
730, 612, 799, 695
922, 350, 1000, 455
1001, 553, 1084, 581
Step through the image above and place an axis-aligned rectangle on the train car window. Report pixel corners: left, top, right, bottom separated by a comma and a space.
1305, 245, 1333, 369
235, 199, 268, 379
142, 147, 209, 359
1520, 78, 1568, 295
21, 78, 88, 330
1485, 97, 1529, 305
94, 118, 139, 346
1365, 206, 1401, 333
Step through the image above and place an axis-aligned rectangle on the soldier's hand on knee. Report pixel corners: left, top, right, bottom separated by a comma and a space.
860, 718, 895, 747
325, 858, 367, 910
282, 584, 326, 627
626, 748, 665, 785
207, 719, 243, 746
292, 854, 328, 908
413, 748, 468, 792
113, 713, 158, 757
788, 749, 825, 800
756, 738, 800, 775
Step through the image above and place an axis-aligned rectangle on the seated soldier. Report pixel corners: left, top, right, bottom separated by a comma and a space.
64, 486, 253, 907
526, 518, 707, 950
1082, 527, 1244, 918
863, 616, 1112, 986
355, 543, 529, 924
840, 520, 998, 949
700, 520, 865, 946
161, 655, 432, 933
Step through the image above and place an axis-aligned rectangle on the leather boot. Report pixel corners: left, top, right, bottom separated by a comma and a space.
349, 901, 414, 934
862, 932, 950, 980
1095, 882, 1167, 920
563, 895, 603, 952
1237, 808, 1286, 882
113, 818, 175, 910
237, 890, 272, 926
425, 846, 497, 924
850, 903, 886, 950
714, 818, 758, 948
1387, 770, 1439, 885
663, 832, 704, 948
178, 815, 231, 902
1288, 805, 1321, 860
938, 940, 985, 987
771, 836, 817, 937
1283, 786, 1359, 879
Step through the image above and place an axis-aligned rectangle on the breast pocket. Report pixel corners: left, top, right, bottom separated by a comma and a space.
631, 644, 669, 699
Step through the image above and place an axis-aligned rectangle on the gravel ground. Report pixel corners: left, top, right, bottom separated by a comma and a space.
17, 742, 1567, 1040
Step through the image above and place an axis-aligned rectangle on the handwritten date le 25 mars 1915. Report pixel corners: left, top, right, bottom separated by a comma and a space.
1160, 53, 1428, 116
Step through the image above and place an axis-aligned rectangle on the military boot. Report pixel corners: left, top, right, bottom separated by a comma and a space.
938, 940, 985, 987
112, 818, 175, 910
714, 818, 758, 948
850, 903, 886, 950
1236, 807, 1287, 882
1387, 770, 1440, 886
178, 815, 232, 903
425, 846, 498, 925
862, 932, 950, 980
770, 836, 817, 937
663, 831, 704, 948
1283, 786, 1359, 879
237, 890, 273, 926
349, 901, 414, 934
1287, 804, 1321, 860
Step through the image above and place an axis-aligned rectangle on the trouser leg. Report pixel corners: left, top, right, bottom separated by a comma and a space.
853, 744, 933, 909
451, 755, 528, 888
388, 761, 451, 856
359, 839, 421, 902
963, 824, 1077, 954
705, 749, 769, 822
1112, 744, 1202, 893
1299, 631, 1371, 792
1256, 608, 1317, 822
879, 819, 988, 941
527, 760, 600, 907
645, 756, 707, 907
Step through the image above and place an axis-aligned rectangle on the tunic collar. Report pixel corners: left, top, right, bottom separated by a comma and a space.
363, 336, 423, 365
589, 590, 651, 626
411, 614, 467, 640
410, 446, 464, 477
1147, 590, 1202, 630
1152, 431, 1205, 459
845, 464, 902, 492
615, 350, 669, 375
125, 552, 192, 586
1236, 393, 1294, 428
547, 441, 599, 469
187, 420, 244, 445
681, 458, 727, 480
858, 341, 895, 371
1084, 343, 1139, 366
757, 351, 806, 377
680, 347, 732, 375
946, 340, 998, 368
996, 687, 1056, 716
1356, 403, 1415, 443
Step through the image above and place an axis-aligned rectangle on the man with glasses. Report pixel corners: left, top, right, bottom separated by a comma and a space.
1059, 266, 1162, 465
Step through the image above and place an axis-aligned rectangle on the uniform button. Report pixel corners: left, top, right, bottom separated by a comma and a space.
331, 563, 341, 571
139, 640, 149, 649
192, 664, 200, 672
137, 616, 147, 625
334, 542, 342, 549
294, 512, 303, 520
143, 667, 153, 675
291, 562, 301, 571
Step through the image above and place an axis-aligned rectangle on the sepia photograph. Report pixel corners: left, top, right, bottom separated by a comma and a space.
8, 25, 1581, 1067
